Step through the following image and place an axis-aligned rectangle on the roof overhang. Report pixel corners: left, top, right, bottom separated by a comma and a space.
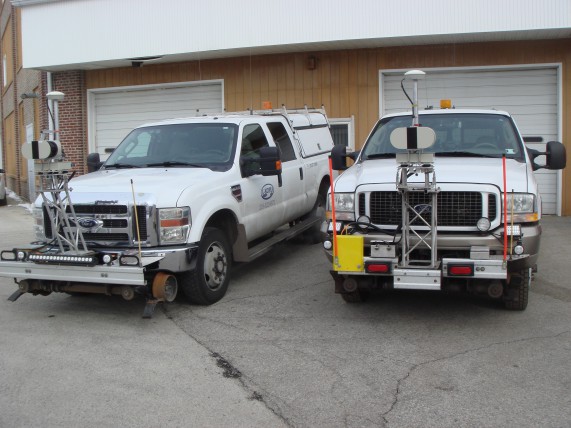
13, 0, 571, 72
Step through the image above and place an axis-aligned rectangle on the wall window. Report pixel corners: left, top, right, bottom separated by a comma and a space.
1, 17, 13, 89
15, 8, 22, 70
18, 103, 28, 181
2, 54, 7, 87
329, 117, 354, 149
4, 112, 15, 175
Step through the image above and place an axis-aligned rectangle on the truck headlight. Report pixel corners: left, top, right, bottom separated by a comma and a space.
159, 207, 191, 244
326, 193, 355, 221
34, 206, 47, 241
503, 193, 538, 223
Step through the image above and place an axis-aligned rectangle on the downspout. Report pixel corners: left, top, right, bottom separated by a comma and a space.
46, 72, 54, 139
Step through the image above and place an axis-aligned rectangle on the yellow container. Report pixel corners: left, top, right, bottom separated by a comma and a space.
334, 235, 364, 272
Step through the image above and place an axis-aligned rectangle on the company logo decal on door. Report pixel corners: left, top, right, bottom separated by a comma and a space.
261, 184, 274, 200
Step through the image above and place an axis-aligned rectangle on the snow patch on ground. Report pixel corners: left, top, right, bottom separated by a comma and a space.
5, 188, 34, 213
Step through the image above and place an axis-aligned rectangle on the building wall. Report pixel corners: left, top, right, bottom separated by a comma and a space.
51, 71, 86, 174
1, 0, 14, 183
0, 3, 43, 201
79, 39, 571, 214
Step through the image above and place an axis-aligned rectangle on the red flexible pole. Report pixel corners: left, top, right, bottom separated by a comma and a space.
502, 155, 508, 262
328, 157, 338, 263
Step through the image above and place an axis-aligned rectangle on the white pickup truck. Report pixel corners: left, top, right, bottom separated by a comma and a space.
325, 105, 566, 310
0, 108, 333, 316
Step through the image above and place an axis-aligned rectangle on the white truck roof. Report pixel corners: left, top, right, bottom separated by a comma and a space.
382, 108, 512, 119
138, 110, 329, 129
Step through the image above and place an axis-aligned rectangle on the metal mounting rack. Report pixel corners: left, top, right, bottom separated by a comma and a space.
395, 157, 439, 268
22, 91, 90, 256
37, 167, 89, 255
390, 70, 440, 270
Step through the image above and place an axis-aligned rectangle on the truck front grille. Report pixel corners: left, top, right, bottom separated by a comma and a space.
44, 204, 150, 245
358, 191, 497, 227
82, 233, 130, 241
70, 205, 128, 214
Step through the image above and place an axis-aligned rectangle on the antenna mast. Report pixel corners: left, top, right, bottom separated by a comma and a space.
390, 70, 439, 269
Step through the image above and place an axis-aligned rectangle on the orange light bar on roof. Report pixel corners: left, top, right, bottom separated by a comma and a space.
440, 99, 452, 109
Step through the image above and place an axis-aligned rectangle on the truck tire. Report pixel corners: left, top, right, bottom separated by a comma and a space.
504, 268, 530, 311
302, 192, 327, 244
179, 227, 231, 305
341, 290, 370, 303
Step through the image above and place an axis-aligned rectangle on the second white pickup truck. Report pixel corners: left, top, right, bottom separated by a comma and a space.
323, 71, 566, 310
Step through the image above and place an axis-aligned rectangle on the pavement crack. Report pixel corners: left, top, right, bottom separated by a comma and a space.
161, 305, 294, 427
211, 352, 242, 378
381, 329, 570, 426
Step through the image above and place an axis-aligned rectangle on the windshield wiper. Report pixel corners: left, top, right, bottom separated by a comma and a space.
104, 163, 142, 169
365, 153, 394, 159
145, 161, 209, 168
435, 151, 499, 158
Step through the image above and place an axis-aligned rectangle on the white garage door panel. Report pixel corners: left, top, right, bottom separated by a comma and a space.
382, 67, 559, 214
90, 82, 223, 156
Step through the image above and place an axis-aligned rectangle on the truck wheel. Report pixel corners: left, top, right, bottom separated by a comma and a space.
179, 227, 231, 305
504, 268, 530, 311
303, 192, 327, 244
341, 290, 369, 303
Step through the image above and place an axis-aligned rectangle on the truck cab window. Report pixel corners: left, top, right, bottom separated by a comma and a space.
240, 124, 270, 174
241, 124, 269, 157
111, 130, 154, 162
267, 122, 296, 162
241, 124, 270, 157
362, 113, 524, 160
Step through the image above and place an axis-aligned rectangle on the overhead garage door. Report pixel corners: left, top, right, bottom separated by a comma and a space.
88, 81, 223, 159
381, 67, 560, 214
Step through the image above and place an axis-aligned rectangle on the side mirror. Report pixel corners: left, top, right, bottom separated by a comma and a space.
258, 147, 282, 177
86, 152, 103, 173
528, 141, 566, 171
0, 168, 4, 173
545, 141, 566, 170
240, 146, 282, 178
330, 144, 358, 170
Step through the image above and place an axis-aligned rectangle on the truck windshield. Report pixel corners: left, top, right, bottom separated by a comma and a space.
361, 113, 525, 161
105, 123, 238, 171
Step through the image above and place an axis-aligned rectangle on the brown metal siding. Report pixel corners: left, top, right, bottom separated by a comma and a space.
85, 39, 571, 215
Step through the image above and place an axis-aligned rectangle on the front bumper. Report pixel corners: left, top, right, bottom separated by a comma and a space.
0, 244, 199, 287
322, 221, 541, 275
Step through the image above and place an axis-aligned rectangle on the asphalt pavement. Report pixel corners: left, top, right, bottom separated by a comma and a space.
0, 199, 286, 428
1, 192, 570, 428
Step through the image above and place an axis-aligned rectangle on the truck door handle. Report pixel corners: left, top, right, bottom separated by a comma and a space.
299, 167, 303, 180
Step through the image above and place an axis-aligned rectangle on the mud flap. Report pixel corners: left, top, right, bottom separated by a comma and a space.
330, 270, 345, 294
